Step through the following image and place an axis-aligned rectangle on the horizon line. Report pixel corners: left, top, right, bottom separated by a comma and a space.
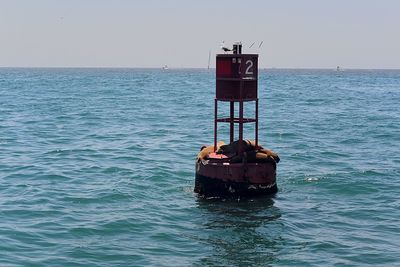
1, 66, 400, 71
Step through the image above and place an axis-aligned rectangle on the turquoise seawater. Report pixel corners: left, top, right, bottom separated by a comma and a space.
0, 68, 399, 266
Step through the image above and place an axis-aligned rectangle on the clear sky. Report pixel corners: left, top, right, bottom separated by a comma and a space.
1, 0, 399, 69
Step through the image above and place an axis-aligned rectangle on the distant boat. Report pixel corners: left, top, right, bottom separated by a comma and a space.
162, 65, 168, 70
336, 66, 342, 71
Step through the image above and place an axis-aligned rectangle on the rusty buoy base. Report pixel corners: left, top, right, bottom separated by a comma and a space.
194, 173, 278, 198
194, 161, 278, 198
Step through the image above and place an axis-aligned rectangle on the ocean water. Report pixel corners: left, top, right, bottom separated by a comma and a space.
0, 68, 399, 266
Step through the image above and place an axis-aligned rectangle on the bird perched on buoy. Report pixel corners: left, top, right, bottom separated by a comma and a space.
220, 41, 231, 53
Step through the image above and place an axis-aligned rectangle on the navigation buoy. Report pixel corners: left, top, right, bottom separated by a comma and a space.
194, 42, 279, 198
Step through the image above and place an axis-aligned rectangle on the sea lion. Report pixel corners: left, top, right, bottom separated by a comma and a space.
217, 139, 256, 155
215, 139, 280, 164
197, 141, 225, 161
258, 148, 280, 163
236, 150, 278, 163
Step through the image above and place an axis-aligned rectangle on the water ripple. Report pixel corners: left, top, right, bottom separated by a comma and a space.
0, 68, 399, 266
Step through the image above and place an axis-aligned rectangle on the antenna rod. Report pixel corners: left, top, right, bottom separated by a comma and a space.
208, 50, 211, 70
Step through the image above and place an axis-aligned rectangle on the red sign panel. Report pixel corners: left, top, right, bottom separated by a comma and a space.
216, 55, 258, 79
240, 56, 258, 79
216, 58, 232, 77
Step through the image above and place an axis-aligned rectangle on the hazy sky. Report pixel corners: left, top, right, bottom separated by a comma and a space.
1, 0, 399, 68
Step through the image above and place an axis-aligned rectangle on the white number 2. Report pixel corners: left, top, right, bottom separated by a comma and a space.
245, 60, 253, 75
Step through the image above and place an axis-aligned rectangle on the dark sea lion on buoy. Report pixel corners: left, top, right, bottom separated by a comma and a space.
216, 139, 280, 163
197, 141, 225, 161
217, 139, 255, 155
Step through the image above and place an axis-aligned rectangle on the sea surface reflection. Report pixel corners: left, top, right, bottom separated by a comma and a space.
193, 197, 283, 266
